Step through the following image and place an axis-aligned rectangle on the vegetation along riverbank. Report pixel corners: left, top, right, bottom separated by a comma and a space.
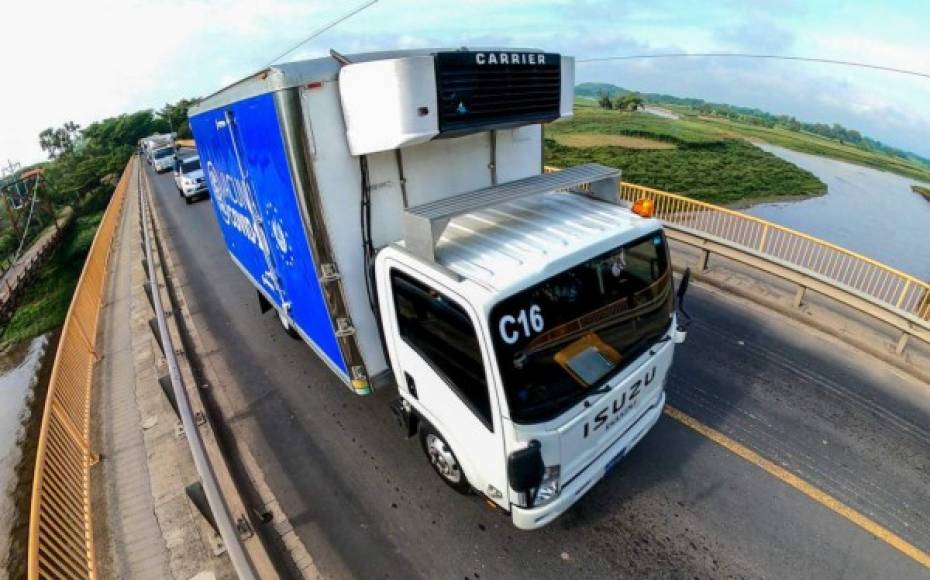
574, 83, 930, 185
545, 100, 827, 205
0, 100, 196, 348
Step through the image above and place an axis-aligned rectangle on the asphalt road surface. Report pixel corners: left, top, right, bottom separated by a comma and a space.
146, 159, 930, 579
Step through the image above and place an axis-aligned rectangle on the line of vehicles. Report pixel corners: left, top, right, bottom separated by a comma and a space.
140, 134, 209, 203
173, 47, 690, 529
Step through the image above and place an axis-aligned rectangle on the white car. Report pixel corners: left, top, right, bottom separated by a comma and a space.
152, 146, 177, 173
174, 155, 208, 204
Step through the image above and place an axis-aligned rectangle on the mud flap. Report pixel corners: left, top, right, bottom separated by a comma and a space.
257, 289, 272, 314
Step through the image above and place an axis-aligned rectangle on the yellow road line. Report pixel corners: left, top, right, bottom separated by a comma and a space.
664, 405, 930, 569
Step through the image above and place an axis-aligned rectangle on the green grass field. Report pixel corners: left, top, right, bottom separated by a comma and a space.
695, 117, 930, 183
545, 103, 826, 204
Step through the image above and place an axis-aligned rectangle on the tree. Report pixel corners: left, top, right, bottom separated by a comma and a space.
38, 121, 81, 159
598, 91, 613, 110
158, 98, 200, 139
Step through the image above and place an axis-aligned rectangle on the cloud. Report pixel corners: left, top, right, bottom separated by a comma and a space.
714, 21, 796, 53
2, 0, 929, 163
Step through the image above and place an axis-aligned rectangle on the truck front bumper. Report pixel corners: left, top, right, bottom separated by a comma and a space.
511, 390, 666, 530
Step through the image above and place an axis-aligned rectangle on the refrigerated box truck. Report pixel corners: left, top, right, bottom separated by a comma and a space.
188, 48, 690, 529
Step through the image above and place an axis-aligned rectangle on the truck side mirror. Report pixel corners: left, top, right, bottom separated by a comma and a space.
675, 268, 692, 329
508, 440, 544, 497
676, 268, 691, 303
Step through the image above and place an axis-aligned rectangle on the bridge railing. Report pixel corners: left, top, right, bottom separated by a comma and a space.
27, 158, 132, 579
615, 181, 930, 323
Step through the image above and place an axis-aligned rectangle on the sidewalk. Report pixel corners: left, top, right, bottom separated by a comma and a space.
91, 165, 233, 579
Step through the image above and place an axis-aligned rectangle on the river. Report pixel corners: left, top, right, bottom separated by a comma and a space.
747, 144, 930, 281
0, 335, 51, 576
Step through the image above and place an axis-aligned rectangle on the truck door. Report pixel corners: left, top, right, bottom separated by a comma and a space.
383, 266, 508, 506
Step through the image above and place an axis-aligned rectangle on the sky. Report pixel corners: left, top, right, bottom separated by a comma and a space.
2, 0, 929, 166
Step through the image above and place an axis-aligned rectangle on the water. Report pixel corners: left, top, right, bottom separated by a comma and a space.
0, 335, 50, 575
746, 144, 930, 281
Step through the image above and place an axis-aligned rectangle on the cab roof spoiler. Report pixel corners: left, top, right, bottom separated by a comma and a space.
403, 163, 621, 262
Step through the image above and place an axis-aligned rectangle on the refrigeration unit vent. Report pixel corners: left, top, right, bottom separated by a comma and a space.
338, 50, 574, 155
434, 51, 562, 134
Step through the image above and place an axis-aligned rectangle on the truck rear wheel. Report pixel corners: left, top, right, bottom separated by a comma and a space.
420, 425, 470, 494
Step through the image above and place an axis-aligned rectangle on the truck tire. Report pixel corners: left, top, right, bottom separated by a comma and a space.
185, 195, 192, 205
420, 425, 470, 494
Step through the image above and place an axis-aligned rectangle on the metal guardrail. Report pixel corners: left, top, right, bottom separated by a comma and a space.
544, 165, 930, 351
139, 164, 258, 579
27, 159, 132, 579
616, 181, 930, 323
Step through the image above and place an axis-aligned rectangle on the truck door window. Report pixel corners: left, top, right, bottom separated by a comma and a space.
390, 270, 493, 430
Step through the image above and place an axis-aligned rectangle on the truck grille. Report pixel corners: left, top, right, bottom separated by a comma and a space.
434, 51, 561, 134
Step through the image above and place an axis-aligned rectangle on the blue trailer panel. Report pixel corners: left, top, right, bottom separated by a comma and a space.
190, 92, 348, 377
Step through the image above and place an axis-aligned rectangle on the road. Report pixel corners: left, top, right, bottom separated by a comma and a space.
145, 160, 930, 579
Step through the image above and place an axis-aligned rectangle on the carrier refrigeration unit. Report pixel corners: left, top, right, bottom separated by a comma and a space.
189, 48, 690, 529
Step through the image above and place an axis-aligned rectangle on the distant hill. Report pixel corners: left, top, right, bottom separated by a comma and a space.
574, 83, 930, 167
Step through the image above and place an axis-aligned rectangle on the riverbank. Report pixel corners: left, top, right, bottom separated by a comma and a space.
913, 185, 930, 201
0, 332, 56, 579
746, 144, 930, 281
544, 103, 826, 205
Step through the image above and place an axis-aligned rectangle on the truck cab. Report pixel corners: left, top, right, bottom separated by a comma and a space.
188, 48, 688, 529
151, 145, 177, 173
376, 172, 683, 528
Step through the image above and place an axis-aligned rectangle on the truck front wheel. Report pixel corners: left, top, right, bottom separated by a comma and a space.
420, 425, 470, 494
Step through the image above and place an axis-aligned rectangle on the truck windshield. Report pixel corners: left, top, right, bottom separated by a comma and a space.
154, 148, 174, 159
490, 232, 674, 424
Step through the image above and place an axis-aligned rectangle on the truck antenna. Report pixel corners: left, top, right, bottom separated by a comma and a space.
263, 0, 379, 67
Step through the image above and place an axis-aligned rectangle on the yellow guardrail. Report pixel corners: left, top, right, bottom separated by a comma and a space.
27, 157, 132, 579
616, 181, 930, 322
543, 165, 930, 324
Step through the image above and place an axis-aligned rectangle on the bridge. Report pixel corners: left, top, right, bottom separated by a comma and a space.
25, 154, 930, 578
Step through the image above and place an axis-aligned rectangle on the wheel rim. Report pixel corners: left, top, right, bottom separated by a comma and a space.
426, 434, 461, 483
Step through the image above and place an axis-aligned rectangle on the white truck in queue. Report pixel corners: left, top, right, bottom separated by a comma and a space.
188, 48, 691, 529
141, 133, 177, 172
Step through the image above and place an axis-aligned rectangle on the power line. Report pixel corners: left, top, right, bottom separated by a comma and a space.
577, 53, 930, 80
263, 0, 380, 68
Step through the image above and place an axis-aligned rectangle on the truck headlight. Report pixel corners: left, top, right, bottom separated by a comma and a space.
534, 465, 561, 507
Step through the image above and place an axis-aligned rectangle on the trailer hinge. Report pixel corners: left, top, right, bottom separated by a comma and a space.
320, 263, 341, 283
335, 317, 355, 337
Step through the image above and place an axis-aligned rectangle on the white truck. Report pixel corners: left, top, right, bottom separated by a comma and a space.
142, 133, 176, 169
189, 48, 690, 529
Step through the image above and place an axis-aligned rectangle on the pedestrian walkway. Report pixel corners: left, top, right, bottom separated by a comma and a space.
0, 207, 73, 305
91, 169, 231, 579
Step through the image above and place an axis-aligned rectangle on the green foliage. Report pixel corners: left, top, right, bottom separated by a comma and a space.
0, 212, 103, 347
549, 106, 724, 146
38, 121, 81, 159
157, 98, 200, 139
545, 137, 825, 205
575, 82, 930, 168
544, 105, 825, 204
613, 93, 644, 112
